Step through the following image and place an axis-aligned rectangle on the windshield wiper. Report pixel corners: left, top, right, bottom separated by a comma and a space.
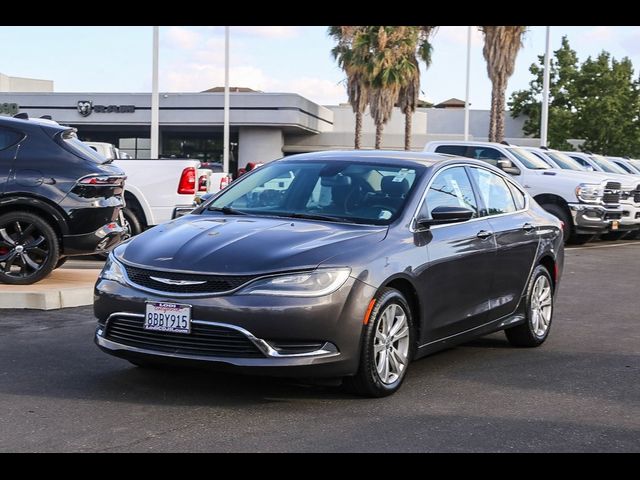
285, 212, 356, 224
208, 206, 247, 215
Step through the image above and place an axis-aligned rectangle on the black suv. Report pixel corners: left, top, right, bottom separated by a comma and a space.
0, 115, 126, 284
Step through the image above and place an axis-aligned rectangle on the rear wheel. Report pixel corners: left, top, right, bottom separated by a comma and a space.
343, 288, 414, 397
0, 212, 59, 285
505, 265, 554, 347
623, 229, 640, 240
600, 231, 627, 241
567, 234, 595, 245
54, 257, 68, 269
540, 203, 571, 243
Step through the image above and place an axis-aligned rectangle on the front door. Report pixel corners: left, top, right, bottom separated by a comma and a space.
417, 166, 497, 342
0, 126, 22, 194
468, 166, 540, 320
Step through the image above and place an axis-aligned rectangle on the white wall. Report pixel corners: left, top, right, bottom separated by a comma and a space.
0, 73, 53, 92
238, 127, 284, 167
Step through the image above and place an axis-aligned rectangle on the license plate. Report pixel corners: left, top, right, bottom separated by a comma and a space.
144, 302, 191, 334
611, 220, 620, 230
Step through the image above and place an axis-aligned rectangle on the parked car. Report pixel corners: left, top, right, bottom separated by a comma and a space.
94, 150, 564, 397
607, 156, 640, 175
563, 151, 640, 240
424, 141, 622, 244
82, 141, 230, 236
0, 115, 126, 284
525, 148, 640, 240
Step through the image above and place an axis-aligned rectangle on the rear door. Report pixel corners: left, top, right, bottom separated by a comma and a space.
468, 166, 540, 320
0, 126, 24, 195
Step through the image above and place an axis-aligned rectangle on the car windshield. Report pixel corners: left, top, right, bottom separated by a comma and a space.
205, 159, 424, 225
590, 154, 627, 174
546, 151, 585, 171
62, 131, 109, 164
508, 147, 551, 170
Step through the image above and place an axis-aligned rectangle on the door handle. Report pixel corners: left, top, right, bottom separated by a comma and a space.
477, 230, 493, 239
522, 223, 535, 232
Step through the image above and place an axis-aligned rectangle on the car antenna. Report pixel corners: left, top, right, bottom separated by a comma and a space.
540, 146, 549, 150
13, 112, 29, 120
500, 140, 511, 146
40, 115, 53, 120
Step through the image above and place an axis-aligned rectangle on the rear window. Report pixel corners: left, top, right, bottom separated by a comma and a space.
434, 145, 468, 157
61, 131, 107, 164
0, 126, 23, 151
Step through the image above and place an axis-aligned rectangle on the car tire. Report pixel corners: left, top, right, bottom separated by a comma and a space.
54, 257, 68, 269
622, 229, 640, 240
601, 231, 627, 241
566, 234, 595, 245
0, 211, 59, 285
505, 264, 554, 347
540, 203, 571, 243
343, 288, 415, 397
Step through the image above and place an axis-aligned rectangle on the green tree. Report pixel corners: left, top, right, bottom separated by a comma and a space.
509, 36, 579, 150
479, 26, 527, 142
329, 26, 370, 149
397, 26, 437, 151
572, 53, 640, 156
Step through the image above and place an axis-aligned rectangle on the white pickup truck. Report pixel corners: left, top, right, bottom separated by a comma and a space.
425, 141, 624, 244
84, 142, 231, 236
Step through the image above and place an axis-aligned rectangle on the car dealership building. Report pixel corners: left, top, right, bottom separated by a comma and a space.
1, 90, 534, 174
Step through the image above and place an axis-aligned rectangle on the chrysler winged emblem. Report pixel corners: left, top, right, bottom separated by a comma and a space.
77, 100, 93, 117
149, 276, 207, 286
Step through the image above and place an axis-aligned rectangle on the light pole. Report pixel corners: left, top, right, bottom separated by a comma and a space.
151, 26, 159, 159
540, 26, 551, 147
464, 26, 471, 141
223, 26, 230, 173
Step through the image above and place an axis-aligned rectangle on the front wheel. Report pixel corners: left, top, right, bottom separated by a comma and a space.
343, 288, 415, 397
505, 265, 554, 347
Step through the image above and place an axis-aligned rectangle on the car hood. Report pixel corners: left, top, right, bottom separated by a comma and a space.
118, 214, 387, 275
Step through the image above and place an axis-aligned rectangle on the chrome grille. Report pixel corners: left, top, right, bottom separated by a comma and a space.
603, 182, 621, 205
123, 264, 257, 294
105, 316, 265, 358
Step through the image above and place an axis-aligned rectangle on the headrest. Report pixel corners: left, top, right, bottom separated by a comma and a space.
382, 176, 409, 196
321, 174, 352, 187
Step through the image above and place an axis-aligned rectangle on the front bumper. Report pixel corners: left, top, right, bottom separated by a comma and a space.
618, 200, 640, 231
568, 203, 623, 235
62, 221, 126, 256
94, 276, 376, 377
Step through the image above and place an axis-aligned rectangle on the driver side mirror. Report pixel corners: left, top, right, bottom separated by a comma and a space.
416, 206, 475, 229
497, 159, 521, 175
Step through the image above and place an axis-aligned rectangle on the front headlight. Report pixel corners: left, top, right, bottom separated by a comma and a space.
237, 268, 351, 297
99, 254, 126, 285
576, 183, 604, 203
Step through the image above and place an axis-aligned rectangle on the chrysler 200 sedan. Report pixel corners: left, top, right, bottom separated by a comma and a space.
94, 151, 564, 397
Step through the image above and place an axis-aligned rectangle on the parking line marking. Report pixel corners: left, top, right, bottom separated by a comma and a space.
566, 242, 640, 251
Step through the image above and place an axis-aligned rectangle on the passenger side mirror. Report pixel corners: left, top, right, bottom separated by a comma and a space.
416, 206, 475, 228
497, 159, 521, 175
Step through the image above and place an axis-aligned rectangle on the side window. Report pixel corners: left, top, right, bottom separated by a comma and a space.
469, 167, 517, 216
0, 127, 23, 151
470, 147, 508, 167
507, 181, 526, 210
569, 155, 589, 168
434, 145, 469, 157
421, 167, 478, 219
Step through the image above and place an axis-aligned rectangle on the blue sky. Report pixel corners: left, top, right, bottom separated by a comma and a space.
1, 26, 640, 110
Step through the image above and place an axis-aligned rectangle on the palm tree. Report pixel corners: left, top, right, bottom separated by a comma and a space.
479, 26, 527, 142
357, 26, 419, 149
398, 26, 437, 151
329, 26, 370, 149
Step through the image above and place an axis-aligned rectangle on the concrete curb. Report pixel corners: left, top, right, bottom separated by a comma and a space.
0, 269, 99, 310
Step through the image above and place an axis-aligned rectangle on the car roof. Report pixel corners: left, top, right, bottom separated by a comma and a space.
0, 114, 68, 133
426, 140, 519, 148
281, 149, 450, 167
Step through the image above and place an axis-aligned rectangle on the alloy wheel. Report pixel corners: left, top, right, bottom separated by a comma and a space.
530, 275, 552, 338
0, 220, 50, 279
374, 303, 410, 385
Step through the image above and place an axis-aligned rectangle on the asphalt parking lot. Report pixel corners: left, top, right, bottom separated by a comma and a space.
0, 242, 638, 452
